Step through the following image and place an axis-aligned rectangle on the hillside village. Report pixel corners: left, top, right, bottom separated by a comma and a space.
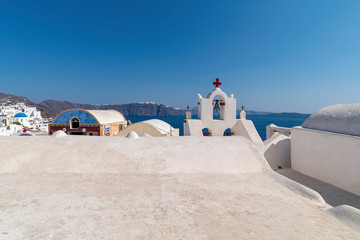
0, 101, 50, 136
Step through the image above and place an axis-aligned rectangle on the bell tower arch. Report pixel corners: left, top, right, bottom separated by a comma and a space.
197, 78, 236, 121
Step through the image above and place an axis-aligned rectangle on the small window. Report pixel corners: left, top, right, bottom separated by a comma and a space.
202, 128, 212, 136
223, 128, 234, 136
70, 117, 80, 129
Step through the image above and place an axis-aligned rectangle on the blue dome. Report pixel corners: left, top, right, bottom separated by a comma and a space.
14, 112, 27, 118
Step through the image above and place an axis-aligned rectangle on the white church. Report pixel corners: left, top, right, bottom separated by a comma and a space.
184, 79, 360, 199
183, 78, 263, 151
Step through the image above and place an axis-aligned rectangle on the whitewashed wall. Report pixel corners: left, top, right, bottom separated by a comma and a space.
291, 127, 360, 196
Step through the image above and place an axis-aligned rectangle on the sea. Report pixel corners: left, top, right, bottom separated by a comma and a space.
126, 115, 307, 140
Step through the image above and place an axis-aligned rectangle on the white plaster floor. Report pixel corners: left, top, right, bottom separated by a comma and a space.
0, 173, 359, 240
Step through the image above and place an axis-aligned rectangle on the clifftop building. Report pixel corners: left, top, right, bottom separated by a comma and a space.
49, 108, 127, 136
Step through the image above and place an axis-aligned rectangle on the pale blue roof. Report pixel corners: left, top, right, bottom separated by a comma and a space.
52, 109, 126, 125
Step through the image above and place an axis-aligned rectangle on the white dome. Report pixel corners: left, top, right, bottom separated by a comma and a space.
302, 103, 360, 137
126, 131, 139, 139
52, 130, 67, 138
142, 119, 173, 135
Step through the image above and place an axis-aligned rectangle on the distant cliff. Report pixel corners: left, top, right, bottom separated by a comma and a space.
0, 92, 309, 118
0, 93, 185, 117
39, 100, 186, 117
259, 112, 310, 118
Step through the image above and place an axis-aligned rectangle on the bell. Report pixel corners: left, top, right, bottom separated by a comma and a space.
214, 100, 220, 112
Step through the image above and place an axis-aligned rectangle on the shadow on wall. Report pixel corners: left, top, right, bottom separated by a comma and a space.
276, 169, 360, 210
263, 133, 291, 170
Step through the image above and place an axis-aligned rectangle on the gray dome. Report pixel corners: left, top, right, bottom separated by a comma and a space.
302, 103, 360, 137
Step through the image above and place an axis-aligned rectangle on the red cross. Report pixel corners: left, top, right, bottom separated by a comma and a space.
186, 105, 190, 111
213, 78, 222, 88
241, 105, 245, 110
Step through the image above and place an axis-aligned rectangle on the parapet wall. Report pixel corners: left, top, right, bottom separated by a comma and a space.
0, 136, 270, 174
292, 127, 360, 196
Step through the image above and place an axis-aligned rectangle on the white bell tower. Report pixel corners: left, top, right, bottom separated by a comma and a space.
197, 78, 237, 121
183, 78, 263, 152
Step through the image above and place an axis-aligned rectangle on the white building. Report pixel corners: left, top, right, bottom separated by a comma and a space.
264, 103, 360, 197
291, 103, 360, 196
0, 124, 23, 136
13, 112, 29, 126
0, 113, 11, 126
0, 112, 23, 136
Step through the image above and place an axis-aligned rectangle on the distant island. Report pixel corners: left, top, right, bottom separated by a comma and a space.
0, 93, 310, 118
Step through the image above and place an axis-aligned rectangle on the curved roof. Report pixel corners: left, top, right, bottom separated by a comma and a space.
142, 119, 173, 135
86, 110, 126, 124
52, 109, 126, 125
14, 112, 27, 118
302, 103, 360, 137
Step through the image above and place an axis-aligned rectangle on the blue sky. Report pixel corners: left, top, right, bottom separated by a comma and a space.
1, 0, 359, 113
